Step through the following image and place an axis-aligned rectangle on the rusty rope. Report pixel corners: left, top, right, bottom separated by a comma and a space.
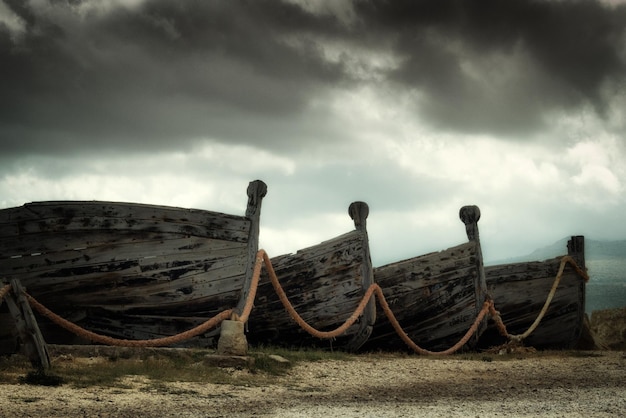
16, 250, 272, 347
378, 292, 493, 356
490, 255, 588, 342
13, 250, 588, 352
260, 249, 378, 339
0, 284, 10, 307
259, 249, 490, 355
231, 250, 264, 323
25, 292, 234, 347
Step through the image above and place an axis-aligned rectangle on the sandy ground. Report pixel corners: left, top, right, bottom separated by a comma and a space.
1, 350, 625, 418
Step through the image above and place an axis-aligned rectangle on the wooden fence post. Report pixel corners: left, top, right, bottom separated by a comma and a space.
3, 279, 50, 370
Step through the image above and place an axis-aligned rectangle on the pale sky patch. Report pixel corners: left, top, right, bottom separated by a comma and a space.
0, 0, 25, 41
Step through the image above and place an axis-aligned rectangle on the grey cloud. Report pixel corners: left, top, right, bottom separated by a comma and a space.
353, 0, 626, 136
1, 0, 625, 157
0, 0, 351, 155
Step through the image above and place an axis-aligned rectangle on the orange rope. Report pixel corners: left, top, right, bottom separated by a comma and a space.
377, 291, 493, 355
14, 250, 588, 353
26, 292, 233, 347
490, 255, 588, 342
232, 251, 264, 323
0, 284, 10, 307
16, 249, 271, 347
260, 250, 376, 339
259, 249, 489, 355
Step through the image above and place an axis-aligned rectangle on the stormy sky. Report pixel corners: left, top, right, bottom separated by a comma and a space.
1, 0, 626, 265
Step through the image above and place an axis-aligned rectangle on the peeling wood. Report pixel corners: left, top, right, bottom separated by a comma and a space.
362, 205, 488, 352
0, 180, 266, 350
3, 279, 50, 369
478, 236, 587, 350
247, 202, 375, 351
363, 242, 484, 351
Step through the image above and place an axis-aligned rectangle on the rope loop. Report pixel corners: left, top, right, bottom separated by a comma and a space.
0, 284, 11, 307
489, 255, 588, 342
9, 249, 270, 348
6, 251, 588, 354
259, 249, 490, 355
26, 292, 233, 347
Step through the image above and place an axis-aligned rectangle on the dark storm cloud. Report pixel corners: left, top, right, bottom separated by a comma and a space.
353, 0, 626, 135
1, 0, 625, 156
0, 0, 351, 155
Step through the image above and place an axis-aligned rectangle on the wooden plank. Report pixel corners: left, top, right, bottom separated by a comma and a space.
4, 279, 50, 369
364, 242, 481, 351
480, 257, 585, 349
0, 201, 251, 242
478, 236, 587, 349
247, 226, 372, 349
0, 228, 248, 257
0, 181, 267, 350
362, 206, 488, 352
3, 237, 247, 279
235, 180, 267, 316
8, 252, 248, 312
0, 200, 249, 226
76, 314, 226, 344
0, 215, 250, 243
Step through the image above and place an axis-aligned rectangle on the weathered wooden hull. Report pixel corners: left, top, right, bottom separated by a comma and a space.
246, 202, 375, 351
362, 241, 488, 352
1, 181, 266, 351
361, 206, 489, 353
477, 237, 587, 350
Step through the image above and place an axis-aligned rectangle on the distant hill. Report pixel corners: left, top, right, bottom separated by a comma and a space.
489, 237, 626, 314
493, 237, 626, 264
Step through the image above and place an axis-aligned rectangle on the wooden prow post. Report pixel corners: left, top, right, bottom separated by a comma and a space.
220, 180, 267, 356
235, 179, 267, 317
3, 279, 50, 370
345, 201, 376, 352
568, 236, 586, 270
459, 205, 489, 346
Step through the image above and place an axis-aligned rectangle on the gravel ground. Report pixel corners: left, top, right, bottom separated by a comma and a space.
1, 350, 625, 418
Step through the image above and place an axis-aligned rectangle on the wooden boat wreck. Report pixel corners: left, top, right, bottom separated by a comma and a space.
0, 180, 267, 353
477, 236, 588, 350
360, 205, 489, 353
246, 201, 376, 351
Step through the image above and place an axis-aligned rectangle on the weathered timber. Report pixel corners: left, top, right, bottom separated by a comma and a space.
361, 205, 489, 352
236, 180, 267, 316
0, 180, 267, 351
3, 279, 50, 369
477, 236, 587, 350
246, 202, 375, 351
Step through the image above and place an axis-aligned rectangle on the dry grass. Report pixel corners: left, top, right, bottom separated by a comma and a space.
0, 345, 354, 389
0, 345, 614, 391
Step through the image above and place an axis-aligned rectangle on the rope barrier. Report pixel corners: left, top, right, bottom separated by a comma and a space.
232, 251, 264, 323
259, 251, 588, 354
489, 255, 588, 342
260, 249, 379, 339
377, 291, 493, 356
8, 250, 589, 354
259, 249, 489, 355
15, 249, 270, 347
0, 284, 10, 307
25, 293, 234, 347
